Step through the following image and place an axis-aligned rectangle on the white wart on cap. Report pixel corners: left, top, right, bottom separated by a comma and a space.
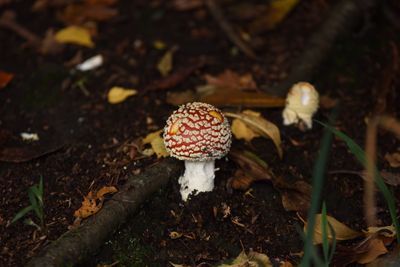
163, 102, 232, 161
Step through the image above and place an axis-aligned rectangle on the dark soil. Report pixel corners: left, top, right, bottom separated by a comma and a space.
1, 0, 400, 266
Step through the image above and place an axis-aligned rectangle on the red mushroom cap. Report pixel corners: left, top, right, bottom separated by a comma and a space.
163, 102, 232, 161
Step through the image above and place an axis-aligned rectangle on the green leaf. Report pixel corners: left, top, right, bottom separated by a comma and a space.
11, 206, 33, 224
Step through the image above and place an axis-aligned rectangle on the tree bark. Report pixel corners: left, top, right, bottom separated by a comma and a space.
26, 158, 182, 267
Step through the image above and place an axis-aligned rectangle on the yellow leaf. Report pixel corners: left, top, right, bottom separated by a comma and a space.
357, 238, 388, 264
231, 118, 260, 142
301, 214, 362, 244
363, 225, 397, 238
55, 26, 94, 47
96, 186, 118, 199
142, 130, 169, 158
169, 231, 183, 239
225, 110, 282, 158
157, 50, 173, 77
107, 86, 137, 104
74, 186, 118, 219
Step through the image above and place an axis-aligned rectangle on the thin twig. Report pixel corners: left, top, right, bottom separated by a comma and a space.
0, 10, 41, 47
204, 0, 256, 59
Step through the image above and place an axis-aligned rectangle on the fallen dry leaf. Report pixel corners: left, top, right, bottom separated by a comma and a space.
363, 225, 397, 238
249, 0, 300, 33
217, 250, 272, 267
74, 186, 118, 219
142, 130, 169, 158
107, 86, 137, 104
334, 234, 395, 266
300, 214, 362, 244
0, 70, 14, 89
385, 152, 400, 168
228, 149, 273, 190
196, 69, 285, 107
366, 245, 400, 267
205, 69, 257, 91
55, 26, 94, 47
357, 238, 388, 264
157, 50, 174, 77
59, 2, 118, 25
225, 110, 283, 158
276, 178, 311, 214
231, 117, 260, 142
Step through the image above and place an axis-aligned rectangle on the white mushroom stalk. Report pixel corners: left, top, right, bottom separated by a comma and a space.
163, 102, 232, 201
282, 82, 319, 129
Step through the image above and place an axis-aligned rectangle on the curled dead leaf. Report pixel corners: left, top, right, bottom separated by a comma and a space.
142, 130, 169, 158
385, 152, 400, 168
225, 110, 282, 158
299, 214, 362, 244
276, 178, 311, 214
74, 186, 118, 220
228, 149, 273, 191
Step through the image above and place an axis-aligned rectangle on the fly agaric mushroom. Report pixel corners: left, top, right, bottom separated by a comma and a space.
282, 82, 319, 129
163, 102, 232, 201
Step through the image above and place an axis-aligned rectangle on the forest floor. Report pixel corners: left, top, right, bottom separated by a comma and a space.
1, 0, 400, 266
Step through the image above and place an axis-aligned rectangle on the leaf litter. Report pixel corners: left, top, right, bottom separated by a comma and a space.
225, 110, 283, 158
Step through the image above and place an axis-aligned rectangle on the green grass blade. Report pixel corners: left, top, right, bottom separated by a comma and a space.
28, 189, 41, 220
300, 124, 334, 266
321, 202, 329, 265
317, 121, 400, 243
328, 220, 337, 263
11, 206, 33, 224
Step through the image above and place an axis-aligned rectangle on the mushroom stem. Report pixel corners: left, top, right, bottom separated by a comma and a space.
179, 160, 215, 201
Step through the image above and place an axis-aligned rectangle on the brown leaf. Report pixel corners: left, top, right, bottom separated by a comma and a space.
0, 70, 14, 89
300, 214, 362, 244
201, 88, 285, 108
334, 234, 395, 266
357, 238, 388, 264
385, 152, 400, 168
228, 149, 273, 190
276, 178, 311, 214
205, 69, 257, 91
59, 3, 118, 25
366, 245, 400, 267
225, 110, 283, 158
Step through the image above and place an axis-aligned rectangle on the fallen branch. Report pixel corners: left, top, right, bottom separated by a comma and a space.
27, 158, 182, 267
262, 0, 377, 97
